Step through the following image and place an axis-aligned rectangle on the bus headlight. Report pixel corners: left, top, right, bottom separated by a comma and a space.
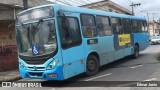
47, 59, 59, 70
19, 61, 26, 69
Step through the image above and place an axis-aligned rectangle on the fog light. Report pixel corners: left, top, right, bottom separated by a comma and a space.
19, 61, 26, 69
48, 73, 58, 77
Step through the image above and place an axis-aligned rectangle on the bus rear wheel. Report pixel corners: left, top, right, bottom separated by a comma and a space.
86, 55, 99, 76
132, 45, 139, 59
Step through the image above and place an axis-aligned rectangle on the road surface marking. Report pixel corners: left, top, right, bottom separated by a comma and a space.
130, 65, 143, 69
19, 78, 46, 81
50, 88, 55, 90
143, 78, 157, 81
85, 73, 112, 81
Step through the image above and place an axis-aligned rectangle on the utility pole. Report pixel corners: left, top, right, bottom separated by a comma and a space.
141, 11, 159, 36
147, 13, 150, 23
147, 13, 151, 35
23, 0, 28, 10
152, 13, 158, 36
141, 11, 150, 23
130, 3, 141, 15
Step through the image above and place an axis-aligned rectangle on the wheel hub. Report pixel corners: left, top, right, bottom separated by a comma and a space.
87, 59, 96, 71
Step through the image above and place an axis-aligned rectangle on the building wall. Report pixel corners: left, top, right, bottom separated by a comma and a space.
0, 9, 22, 20
0, 0, 52, 71
82, 4, 121, 13
0, 0, 52, 8
81, 0, 132, 14
148, 22, 159, 36
0, 0, 52, 20
0, 20, 17, 71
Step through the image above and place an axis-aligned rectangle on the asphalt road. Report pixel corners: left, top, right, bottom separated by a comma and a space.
1, 45, 160, 90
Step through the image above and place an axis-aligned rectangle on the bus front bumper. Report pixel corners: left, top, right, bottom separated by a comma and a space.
19, 66, 64, 80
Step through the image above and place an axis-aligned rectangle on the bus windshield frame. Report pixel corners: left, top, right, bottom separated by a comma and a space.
17, 6, 54, 23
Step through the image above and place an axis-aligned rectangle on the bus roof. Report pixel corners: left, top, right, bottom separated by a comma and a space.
57, 4, 146, 20
18, 4, 146, 21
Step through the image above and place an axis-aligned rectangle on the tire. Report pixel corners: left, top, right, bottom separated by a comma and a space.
86, 55, 99, 76
132, 45, 139, 59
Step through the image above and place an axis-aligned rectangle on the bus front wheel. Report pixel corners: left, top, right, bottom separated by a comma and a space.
132, 45, 139, 59
86, 55, 99, 76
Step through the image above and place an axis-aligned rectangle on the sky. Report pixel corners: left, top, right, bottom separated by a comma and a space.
48, 0, 160, 21
111, 0, 160, 21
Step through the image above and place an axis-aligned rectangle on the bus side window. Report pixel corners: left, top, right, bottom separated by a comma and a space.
111, 17, 123, 34
132, 20, 138, 33
81, 14, 97, 38
137, 20, 143, 32
144, 21, 148, 32
123, 18, 132, 34
58, 17, 82, 49
142, 21, 145, 32
96, 16, 112, 36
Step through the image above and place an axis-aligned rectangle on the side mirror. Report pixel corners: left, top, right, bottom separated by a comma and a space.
58, 11, 65, 16
58, 11, 66, 23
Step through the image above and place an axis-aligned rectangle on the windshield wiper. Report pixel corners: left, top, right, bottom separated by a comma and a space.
21, 22, 25, 28
20, 22, 32, 47
35, 19, 43, 30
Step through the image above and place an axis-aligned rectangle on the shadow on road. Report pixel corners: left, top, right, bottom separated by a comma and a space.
41, 54, 149, 87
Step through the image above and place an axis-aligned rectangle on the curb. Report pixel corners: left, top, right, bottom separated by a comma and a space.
0, 76, 22, 82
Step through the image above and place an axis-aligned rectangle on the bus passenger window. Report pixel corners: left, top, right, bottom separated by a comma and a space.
142, 21, 145, 32
96, 16, 112, 36
137, 20, 143, 32
81, 14, 97, 38
144, 21, 148, 32
142, 21, 148, 32
58, 17, 82, 49
111, 18, 123, 34
132, 20, 138, 33
122, 18, 132, 34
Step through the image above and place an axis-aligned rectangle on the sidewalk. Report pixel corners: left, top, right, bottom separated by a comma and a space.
0, 69, 21, 82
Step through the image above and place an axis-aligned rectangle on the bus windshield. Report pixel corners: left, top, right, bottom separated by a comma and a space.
16, 19, 57, 57
17, 6, 54, 23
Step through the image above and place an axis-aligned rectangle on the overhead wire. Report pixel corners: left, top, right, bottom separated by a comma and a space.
77, 0, 89, 5
63, 0, 72, 6
56, 0, 71, 5
130, 0, 148, 13
123, 0, 148, 16
83, 0, 104, 10
66, 0, 84, 6
70, 0, 87, 6
123, 0, 131, 4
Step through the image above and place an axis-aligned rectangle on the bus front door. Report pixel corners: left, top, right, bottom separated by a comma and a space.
59, 15, 85, 79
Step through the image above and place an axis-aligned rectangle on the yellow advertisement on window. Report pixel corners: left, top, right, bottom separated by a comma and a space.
118, 34, 131, 46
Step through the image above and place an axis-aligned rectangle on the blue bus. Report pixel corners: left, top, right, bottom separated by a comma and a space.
15, 4, 149, 80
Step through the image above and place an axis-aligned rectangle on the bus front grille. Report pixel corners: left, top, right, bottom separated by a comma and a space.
28, 67, 45, 70
23, 59, 47, 65
29, 72, 43, 77
19, 53, 55, 65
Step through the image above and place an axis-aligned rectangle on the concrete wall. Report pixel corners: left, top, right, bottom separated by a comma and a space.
0, 0, 52, 20
0, 0, 52, 8
0, 9, 22, 20
81, 0, 132, 14
148, 22, 159, 36
0, 20, 17, 71
0, 0, 52, 71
